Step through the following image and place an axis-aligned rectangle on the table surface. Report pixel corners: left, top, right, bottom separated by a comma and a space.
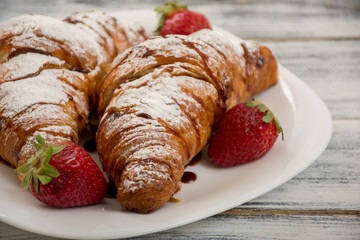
0, 0, 359, 239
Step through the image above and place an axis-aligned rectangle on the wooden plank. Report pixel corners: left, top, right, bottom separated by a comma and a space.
1, 210, 359, 240
197, 1, 360, 39
0, 223, 53, 240
239, 119, 360, 211
0, 0, 360, 39
139, 213, 360, 240
263, 39, 360, 119
223, 209, 360, 216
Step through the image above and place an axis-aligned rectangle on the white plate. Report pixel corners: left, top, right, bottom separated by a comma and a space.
0, 10, 332, 240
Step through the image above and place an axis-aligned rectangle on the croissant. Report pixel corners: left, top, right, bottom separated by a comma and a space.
96, 30, 278, 213
0, 11, 149, 169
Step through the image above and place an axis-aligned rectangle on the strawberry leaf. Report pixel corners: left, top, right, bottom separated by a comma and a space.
39, 164, 60, 178
247, 99, 269, 114
20, 169, 33, 191
258, 104, 268, 113
246, 99, 257, 108
155, 1, 187, 15
262, 111, 274, 123
38, 175, 53, 185
155, 12, 166, 35
275, 118, 284, 140
246, 99, 284, 140
45, 146, 53, 164
33, 171, 39, 193
15, 135, 66, 192
15, 162, 32, 174
35, 135, 46, 149
33, 141, 43, 152
52, 144, 67, 155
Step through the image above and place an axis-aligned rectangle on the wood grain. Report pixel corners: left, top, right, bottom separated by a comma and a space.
241, 119, 360, 211
264, 40, 360, 119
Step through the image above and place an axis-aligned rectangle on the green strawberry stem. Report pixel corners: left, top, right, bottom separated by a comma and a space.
15, 135, 67, 192
154, 1, 187, 35
246, 99, 284, 140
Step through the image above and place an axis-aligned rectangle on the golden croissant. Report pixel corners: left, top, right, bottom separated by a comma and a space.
96, 30, 278, 213
0, 11, 149, 169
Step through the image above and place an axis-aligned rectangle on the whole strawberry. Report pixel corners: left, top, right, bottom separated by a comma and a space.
155, 1, 212, 36
16, 135, 107, 207
208, 99, 283, 167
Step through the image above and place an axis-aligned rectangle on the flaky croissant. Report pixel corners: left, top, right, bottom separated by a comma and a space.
0, 11, 149, 168
96, 30, 278, 213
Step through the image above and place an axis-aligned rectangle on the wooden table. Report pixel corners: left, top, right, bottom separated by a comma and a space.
0, 0, 359, 239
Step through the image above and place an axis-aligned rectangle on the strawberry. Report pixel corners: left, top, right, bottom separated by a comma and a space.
155, 1, 212, 36
208, 99, 283, 167
15, 135, 107, 207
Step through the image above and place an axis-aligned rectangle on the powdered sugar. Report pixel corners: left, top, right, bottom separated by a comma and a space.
0, 11, 151, 167
109, 84, 187, 129
118, 20, 151, 45
99, 33, 247, 195
243, 40, 261, 54
191, 29, 246, 74
0, 52, 67, 81
39, 125, 76, 136
101, 112, 162, 140
0, 71, 70, 118
121, 161, 172, 193
64, 11, 119, 62
1, 14, 106, 70
10, 105, 75, 130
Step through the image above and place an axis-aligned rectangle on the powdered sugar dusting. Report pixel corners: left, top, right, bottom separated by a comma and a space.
101, 112, 165, 140
96, 22, 275, 212
39, 125, 76, 136
1, 11, 150, 167
121, 161, 172, 193
64, 11, 118, 62
243, 40, 261, 53
0, 52, 67, 81
126, 145, 183, 172
110, 81, 188, 129
99, 33, 245, 195
1, 14, 106, 70
0, 71, 70, 118
191, 29, 246, 74
10, 105, 75, 131
100, 74, 218, 193
118, 20, 151, 45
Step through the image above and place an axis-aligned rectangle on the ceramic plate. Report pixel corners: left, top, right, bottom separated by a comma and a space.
0, 10, 332, 239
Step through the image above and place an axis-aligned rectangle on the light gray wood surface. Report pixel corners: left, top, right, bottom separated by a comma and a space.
0, 0, 359, 239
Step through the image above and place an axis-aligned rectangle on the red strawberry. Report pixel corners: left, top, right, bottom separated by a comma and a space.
15, 135, 107, 207
155, 1, 212, 36
208, 99, 284, 167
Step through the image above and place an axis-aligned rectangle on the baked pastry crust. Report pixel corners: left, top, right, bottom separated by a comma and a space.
96, 30, 278, 213
0, 11, 149, 168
